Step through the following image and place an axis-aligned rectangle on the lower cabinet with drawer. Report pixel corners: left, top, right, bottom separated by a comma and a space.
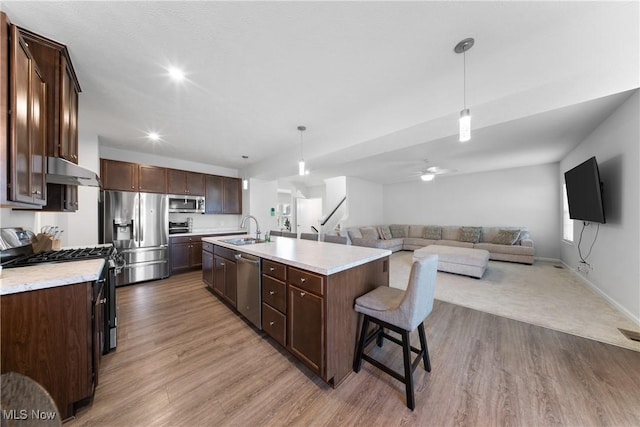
261, 259, 288, 346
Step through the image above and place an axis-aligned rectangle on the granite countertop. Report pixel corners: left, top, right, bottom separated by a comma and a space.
169, 229, 245, 237
0, 259, 105, 296
203, 235, 391, 276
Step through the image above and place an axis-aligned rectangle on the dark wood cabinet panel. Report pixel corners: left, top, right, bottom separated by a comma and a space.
167, 169, 204, 196
262, 274, 287, 314
8, 25, 47, 206
202, 247, 214, 290
288, 284, 324, 375
1, 282, 96, 420
138, 164, 167, 194
212, 252, 237, 307
17, 27, 81, 211
205, 175, 242, 214
100, 159, 137, 191
262, 303, 286, 347
223, 177, 242, 213
170, 235, 208, 274
205, 175, 223, 213
213, 255, 226, 296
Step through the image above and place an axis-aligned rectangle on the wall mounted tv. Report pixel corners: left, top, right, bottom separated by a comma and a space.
564, 156, 606, 224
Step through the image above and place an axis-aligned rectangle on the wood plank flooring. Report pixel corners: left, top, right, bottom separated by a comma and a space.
69, 271, 640, 426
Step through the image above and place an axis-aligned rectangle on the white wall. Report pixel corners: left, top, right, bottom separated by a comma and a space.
247, 178, 278, 237
344, 177, 384, 228
560, 90, 639, 323
383, 163, 561, 259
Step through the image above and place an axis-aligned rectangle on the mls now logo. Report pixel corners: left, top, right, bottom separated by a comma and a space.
3, 409, 57, 421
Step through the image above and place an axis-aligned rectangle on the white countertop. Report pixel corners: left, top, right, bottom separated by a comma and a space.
203, 235, 391, 275
170, 229, 245, 237
0, 259, 105, 296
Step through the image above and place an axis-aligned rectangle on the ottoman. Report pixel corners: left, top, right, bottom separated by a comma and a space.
413, 245, 490, 279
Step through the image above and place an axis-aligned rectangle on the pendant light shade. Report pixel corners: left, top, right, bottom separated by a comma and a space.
297, 125, 306, 176
455, 38, 474, 142
459, 108, 471, 142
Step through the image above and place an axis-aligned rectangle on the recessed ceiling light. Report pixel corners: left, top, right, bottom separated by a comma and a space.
168, 67, 185, 82
147, 132, 160, 141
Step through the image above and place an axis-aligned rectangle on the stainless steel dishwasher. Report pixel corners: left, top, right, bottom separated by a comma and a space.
235, 252, 262, 329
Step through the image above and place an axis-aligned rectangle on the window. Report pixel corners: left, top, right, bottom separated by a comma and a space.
562, 184, 573, 242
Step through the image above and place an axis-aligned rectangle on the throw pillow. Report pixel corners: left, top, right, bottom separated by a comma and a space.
492, 229, 521, 245
389, 224, 407, 238
423, 226, 442, 240
458, 226, 481, 243
360, 227, 379, 240
377, 225, 393, 240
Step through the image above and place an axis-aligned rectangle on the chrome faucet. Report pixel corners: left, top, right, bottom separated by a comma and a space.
240, 215, 262, 240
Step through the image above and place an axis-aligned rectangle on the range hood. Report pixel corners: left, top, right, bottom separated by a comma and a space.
46, 157, 101, 187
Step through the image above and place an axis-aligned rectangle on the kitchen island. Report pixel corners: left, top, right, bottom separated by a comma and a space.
202, 235, 391, 387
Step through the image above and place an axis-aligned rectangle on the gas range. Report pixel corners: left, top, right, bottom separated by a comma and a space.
2, 245, 117, 269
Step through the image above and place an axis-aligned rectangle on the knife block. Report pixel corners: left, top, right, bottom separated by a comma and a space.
33, 234, 53, 253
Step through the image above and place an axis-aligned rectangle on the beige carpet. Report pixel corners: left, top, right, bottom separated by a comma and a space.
389, 251, 640, 352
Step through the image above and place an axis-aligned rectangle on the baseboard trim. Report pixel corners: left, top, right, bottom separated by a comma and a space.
534, 257, 562, 263
561, 261, 640, 327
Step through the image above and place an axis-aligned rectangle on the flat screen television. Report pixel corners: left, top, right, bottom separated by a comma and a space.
564, 156, 606, 224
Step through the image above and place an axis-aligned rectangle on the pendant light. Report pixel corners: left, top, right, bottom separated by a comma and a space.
455, 38, 474, 142
297, 125, 306, 176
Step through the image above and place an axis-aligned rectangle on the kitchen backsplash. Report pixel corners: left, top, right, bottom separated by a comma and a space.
168, 213, 243, 231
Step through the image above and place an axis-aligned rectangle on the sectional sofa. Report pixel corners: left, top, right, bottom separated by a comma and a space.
345, 224, 534, 264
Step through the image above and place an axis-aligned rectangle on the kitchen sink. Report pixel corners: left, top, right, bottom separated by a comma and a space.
221, 238, 265, 246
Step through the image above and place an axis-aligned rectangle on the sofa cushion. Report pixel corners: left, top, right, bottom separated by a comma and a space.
347, 227, 363, 240
403, 237, 437, 247
408, 225, 425, 238
423, 226, 442, 240
474, 242, 534, 256
377, 225, 393, 240
360, 227, 379, 240
435, 240, 474, 249
389, 224, 408, 238
491, 229, 521, 245
459, 226, 482, 243
441, 226, 461, 241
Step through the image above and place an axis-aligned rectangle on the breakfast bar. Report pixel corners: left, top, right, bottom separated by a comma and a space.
202, 235, 391, 387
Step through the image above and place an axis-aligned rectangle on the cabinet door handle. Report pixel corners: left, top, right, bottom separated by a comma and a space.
300, 292, 306, 297
31, 190, 41, 195
300, 278, 306, 283
99, 298, 107, 304
269, 321, 275, 326
269, 290, 275, 295
269, 267, 275, 271
220, 262, 225, 266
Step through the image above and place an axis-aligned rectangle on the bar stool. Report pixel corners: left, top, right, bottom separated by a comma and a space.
353, 255, 438, 410
269, 230, 283, 237
280, 231, 297, 238
323, 235, 348, 245
300, 232, 319, 241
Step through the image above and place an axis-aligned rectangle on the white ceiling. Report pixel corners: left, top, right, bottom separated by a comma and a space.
4, 1, 638, 187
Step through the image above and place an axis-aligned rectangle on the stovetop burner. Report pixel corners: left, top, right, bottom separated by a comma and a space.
3, 246, 116, 269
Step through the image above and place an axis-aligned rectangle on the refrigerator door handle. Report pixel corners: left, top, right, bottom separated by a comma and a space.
138, 194, 144, 244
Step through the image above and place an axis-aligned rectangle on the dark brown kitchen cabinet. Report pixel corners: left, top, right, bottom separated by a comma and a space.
167, 169, 205, 196
213, 245, 237, 306
1, 281, 101, 420
170, 235, 204, 274
262, 259, 288, 346
100, 159, 167, 194
4, 21, 47, 207
202, 242, 214, 289
205, 175, 242, 214
288, 269, 325, 376
18, 26, 82, 212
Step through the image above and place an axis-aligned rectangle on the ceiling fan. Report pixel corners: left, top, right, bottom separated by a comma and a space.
407, 159, 457, 182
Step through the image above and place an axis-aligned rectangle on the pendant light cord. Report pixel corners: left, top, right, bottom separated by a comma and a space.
463, 50, 466, 109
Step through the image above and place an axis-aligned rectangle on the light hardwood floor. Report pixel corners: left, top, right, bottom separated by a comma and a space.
70, 271, 640, 426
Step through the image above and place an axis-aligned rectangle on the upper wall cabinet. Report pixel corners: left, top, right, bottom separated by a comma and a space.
205, 175, 242, 214
167, 169, 205, 196
18, 27, 81, 212
2, 16, 47, 208
100, 159, 167, 194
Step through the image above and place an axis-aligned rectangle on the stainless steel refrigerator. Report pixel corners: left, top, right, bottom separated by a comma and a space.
100, 191, 169, 286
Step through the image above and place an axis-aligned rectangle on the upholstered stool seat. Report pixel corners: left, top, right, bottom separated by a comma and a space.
353, 255, 438, 410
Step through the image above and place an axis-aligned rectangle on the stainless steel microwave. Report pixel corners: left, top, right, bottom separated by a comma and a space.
168, 195, 205, 213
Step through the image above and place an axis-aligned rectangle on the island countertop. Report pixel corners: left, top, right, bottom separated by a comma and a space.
0, 259, 105, 296
203, 235, 391, 276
